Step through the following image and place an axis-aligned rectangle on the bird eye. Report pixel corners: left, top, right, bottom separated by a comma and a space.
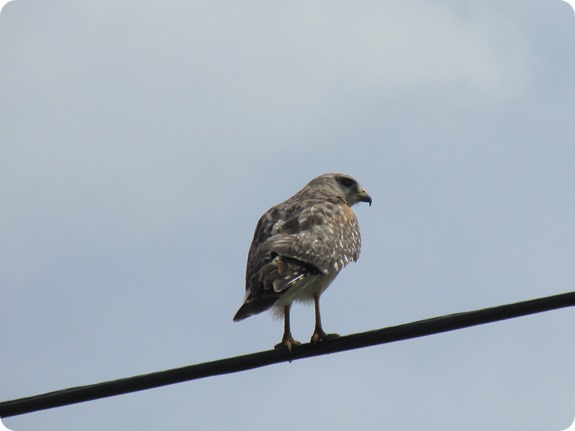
337, 177, 356, 188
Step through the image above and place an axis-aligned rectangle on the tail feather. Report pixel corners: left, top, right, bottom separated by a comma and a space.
234, 255, 321, 321
233, 296, 277, 321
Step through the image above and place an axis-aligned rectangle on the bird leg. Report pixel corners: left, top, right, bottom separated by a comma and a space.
310, 294, 340, 344
274, 304, 301, 352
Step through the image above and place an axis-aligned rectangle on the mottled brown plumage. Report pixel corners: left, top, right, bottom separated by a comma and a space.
233, 173, 371, 350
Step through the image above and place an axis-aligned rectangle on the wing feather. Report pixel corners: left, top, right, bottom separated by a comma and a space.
235, 193, 361, 321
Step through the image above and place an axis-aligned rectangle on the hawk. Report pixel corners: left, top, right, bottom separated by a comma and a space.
233, 173, 371, 351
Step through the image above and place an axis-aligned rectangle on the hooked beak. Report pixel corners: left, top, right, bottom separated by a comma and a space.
357, 188, 372, 206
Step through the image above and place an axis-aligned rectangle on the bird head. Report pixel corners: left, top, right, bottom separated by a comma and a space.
308, 173, 372, 207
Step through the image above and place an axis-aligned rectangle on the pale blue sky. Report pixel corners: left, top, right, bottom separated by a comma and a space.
1, 1, 575, 430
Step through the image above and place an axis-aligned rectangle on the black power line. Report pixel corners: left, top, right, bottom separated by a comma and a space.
1, 290, 574, 418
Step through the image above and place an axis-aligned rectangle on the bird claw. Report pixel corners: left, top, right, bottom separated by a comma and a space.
310, 330, 340, 344
274, 335, 301, 353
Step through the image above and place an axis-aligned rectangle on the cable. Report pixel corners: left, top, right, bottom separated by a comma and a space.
1, 290, 574, 418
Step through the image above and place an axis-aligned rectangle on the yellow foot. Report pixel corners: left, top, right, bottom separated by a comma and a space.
274, 336, 301, 353
310, 330, 340, 345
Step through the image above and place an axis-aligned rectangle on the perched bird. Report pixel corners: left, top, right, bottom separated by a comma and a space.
233, 173, 371, 351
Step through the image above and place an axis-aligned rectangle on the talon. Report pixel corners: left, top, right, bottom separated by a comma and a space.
275, 305, 300, 352
310, 295, 339, 345
275, 335, 301, 352
310, 330, 340, 344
